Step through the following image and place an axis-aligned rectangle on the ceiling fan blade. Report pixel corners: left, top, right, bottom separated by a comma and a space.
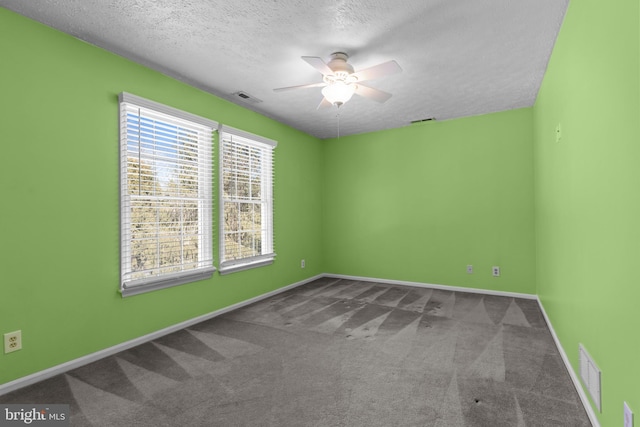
354, 84, 393, 103
317, 97, 333, 109
273, 82, 326, 92
302, 56, 334, 76
352, 60, 402, 82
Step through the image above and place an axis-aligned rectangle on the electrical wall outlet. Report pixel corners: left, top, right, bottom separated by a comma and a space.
492, 266, 500, 277
466, 265, 473, 274
301, 259, 305, 269
4, 330, 22, 354
625, 402, 634, 427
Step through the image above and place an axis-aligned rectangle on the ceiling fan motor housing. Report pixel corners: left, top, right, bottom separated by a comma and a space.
325, 52, 356, 84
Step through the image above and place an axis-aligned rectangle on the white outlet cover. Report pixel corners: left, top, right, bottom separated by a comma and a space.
625, 402, 634, 427
4, 330, 22, 354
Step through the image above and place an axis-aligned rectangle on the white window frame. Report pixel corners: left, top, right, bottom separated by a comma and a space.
219, 125, 276, 274
119, 92, 217, 296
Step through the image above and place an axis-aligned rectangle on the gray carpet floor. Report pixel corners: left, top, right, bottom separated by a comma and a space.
1, 278, 591, 426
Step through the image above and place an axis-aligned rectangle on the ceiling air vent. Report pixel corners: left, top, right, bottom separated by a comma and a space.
410, 117, 436, 124
232, 91, 263, 104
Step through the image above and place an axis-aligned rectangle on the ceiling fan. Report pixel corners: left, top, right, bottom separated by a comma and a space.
273, 52, 402, 108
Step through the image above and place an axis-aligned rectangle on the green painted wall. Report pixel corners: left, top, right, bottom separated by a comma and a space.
322, 109, 536, 295
0, 8, 324, 385
6, 4, 639, 422
533, 0, 640, 425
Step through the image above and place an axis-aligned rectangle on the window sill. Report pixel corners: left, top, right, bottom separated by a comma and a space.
218, 257, 275, 275
121, 267, 216, 297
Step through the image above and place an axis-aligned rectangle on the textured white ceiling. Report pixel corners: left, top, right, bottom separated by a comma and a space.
0, 0, 569, 139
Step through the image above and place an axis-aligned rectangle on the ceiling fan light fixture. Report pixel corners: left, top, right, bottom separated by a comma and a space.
322, 82, 356, 106
274, 52, 401, 109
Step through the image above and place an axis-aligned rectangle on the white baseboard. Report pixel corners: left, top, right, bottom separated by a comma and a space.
324, 273, 538, 300
0, 274, 323, 396
536, 299, 600, 427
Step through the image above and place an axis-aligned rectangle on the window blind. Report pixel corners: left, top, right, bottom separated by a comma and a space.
119, 93, 217, 296
219, 126, 276, 274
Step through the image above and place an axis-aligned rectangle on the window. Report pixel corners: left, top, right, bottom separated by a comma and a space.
219, 126, 276, 274
119, 93, 217, 296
